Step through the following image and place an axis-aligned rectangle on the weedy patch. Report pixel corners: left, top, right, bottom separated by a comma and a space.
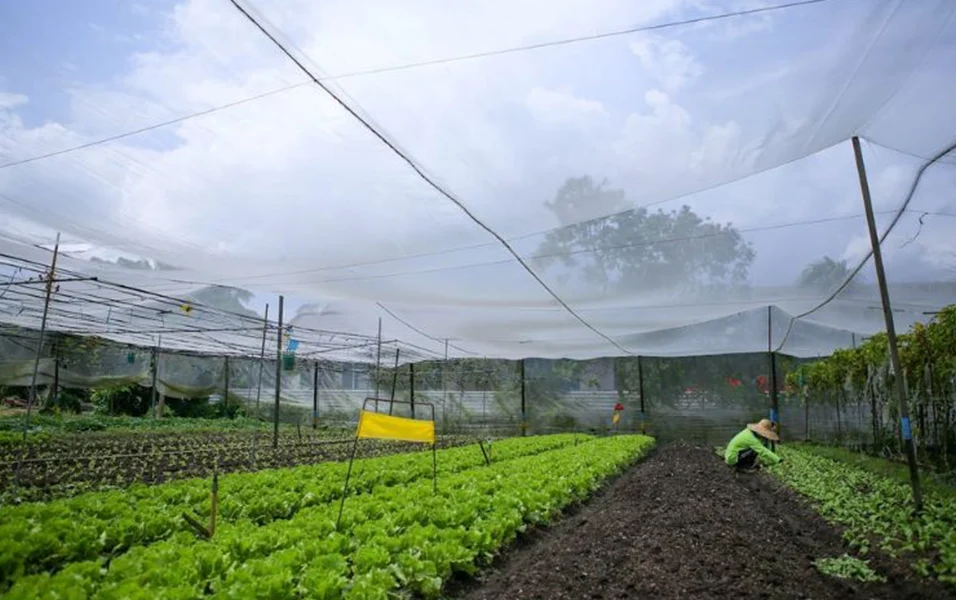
813, 554, 886, 583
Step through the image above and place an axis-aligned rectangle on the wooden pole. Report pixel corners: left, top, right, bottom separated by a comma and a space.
273, 295, 284, 449
638, 356, 646, 434
224, 356, 231, 414
24, 233, 60, 440
852, 135, 923, 511
255, 304, 269, 418
52, 340, 60, 408
520, 359, 527, 436
409, 362, 416, 419
389, 348, 400, 415
150, 345, 159, 417
374, 317, 382, 399
768, 306, 780, 448
312, 361, 319, 430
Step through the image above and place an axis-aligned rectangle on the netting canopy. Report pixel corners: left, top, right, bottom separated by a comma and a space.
0, 0, 954, 361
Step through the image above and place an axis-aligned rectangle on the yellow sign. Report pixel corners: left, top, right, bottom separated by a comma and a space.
612, 412, 621, 425
356, 410, 435, 444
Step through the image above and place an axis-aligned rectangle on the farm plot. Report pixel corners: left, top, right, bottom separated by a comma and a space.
2, 433, 641, 598
768, 445, 956, 586
462, 444, 950, 600
0, 429, 475, 502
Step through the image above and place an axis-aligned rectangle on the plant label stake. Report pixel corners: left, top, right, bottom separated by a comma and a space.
182, 459, 219, 539
478, 439, 491, 465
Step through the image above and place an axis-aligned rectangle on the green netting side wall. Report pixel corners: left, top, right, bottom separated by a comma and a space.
8, 326, 948, 452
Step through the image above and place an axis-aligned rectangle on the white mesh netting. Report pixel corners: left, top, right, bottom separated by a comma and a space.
0, 0, 954, 361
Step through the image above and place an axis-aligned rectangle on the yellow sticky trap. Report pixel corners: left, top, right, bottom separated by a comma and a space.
356, 410, 435, 444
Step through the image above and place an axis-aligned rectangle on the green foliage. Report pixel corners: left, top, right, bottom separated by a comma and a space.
787, 304, 956, 456
813, 554, 886, 583
1, 434, 654, 597
90, 384, 151, 416
770, 446, 956, 586
798, 256, 857, 292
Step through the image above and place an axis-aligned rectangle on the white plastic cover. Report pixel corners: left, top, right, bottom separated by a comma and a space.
0, 0, 954, 361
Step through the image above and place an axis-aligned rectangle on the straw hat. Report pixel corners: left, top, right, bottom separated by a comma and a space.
747, 418, 780, 441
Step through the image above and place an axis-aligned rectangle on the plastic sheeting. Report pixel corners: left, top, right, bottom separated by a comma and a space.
0, 0, 955, 361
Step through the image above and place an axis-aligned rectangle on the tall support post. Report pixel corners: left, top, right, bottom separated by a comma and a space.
520, 359, 527, 436
852, 135, 923, 511
389, 348, 400, 415
409, 362, 416, 419
24, 233, 60, 440
255, 304, 270, 418
223, 356, 231, 415
768, 307, 780, 448
638, 356, 646, 434
374, 318, 383, 400
313, 361, 320, 430
150, 345, 159, 417
442, 339, 449, 430
805, 393, 810, 441
52, 340, 60, 407
273, 295, 284, 449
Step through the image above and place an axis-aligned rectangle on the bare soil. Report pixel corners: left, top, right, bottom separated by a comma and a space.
458, 443, 954, 600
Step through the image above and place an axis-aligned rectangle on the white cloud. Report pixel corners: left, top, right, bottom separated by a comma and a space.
525, 87, 607, 128
0, 93, 28, 111
628, 34, 703, 93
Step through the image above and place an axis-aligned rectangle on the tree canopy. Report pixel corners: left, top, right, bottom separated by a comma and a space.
534, 176, 755, 292
797, 256, 855, 292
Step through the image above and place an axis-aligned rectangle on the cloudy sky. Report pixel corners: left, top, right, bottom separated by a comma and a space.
0, 0, 954, 358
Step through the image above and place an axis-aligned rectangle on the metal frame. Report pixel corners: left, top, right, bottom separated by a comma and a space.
336, 397, 438, 529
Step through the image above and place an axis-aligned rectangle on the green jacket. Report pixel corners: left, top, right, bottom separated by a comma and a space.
724, 428, 781, 466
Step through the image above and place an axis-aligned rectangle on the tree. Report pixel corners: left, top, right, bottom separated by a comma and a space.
798, 256, 855, 292
534, 176, 755, 293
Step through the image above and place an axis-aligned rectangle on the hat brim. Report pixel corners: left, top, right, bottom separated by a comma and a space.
748, 422, 780, 442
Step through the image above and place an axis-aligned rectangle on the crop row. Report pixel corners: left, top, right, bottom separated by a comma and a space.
0, 432, 474, 503
769, 446, 956, 585
0, 433, 586, 588
5, 434, 654, 599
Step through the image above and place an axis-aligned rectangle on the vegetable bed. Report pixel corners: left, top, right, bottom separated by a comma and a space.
768, 445, 956, 586
2, 433, 653, 598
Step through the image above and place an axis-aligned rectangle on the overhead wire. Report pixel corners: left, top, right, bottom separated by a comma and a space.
774, 136, 956, 352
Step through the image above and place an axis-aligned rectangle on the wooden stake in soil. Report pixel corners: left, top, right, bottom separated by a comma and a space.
851, 136, 923, 512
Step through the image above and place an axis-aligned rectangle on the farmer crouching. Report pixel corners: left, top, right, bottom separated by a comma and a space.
725, 418, 782, 472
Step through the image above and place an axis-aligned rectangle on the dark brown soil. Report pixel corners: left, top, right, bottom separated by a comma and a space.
459, 443, 954, 600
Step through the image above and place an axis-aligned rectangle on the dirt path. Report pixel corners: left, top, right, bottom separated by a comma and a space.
459, 443, 953, 600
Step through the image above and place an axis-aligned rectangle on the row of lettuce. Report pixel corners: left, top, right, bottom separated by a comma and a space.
768, 445, 956, 586
3, 433, 655, 598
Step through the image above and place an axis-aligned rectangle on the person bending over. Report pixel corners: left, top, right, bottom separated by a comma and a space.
725, 418, 781, 472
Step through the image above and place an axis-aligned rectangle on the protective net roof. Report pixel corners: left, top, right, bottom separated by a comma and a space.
0, 0, 954, 361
